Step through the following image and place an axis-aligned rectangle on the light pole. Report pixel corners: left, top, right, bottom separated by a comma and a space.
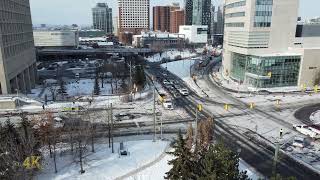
153, 81, 156, 142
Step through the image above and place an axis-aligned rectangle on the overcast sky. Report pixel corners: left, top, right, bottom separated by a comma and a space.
30, 0, 319, 26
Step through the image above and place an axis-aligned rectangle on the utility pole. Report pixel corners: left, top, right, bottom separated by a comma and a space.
107, 105, 111, 148
160, 115, 163, 140
111, 103, 114, 153
272, 129, 282, 177
153, 82, 156, 142
129, 61, 132, 92
194, 108, 198, 146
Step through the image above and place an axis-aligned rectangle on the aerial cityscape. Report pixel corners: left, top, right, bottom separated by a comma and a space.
1, 0, 320, 179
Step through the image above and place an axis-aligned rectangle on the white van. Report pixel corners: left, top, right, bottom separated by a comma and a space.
163, 99, 174, 110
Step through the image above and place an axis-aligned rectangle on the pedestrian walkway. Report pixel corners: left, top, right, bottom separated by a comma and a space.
115, 142, 171, 180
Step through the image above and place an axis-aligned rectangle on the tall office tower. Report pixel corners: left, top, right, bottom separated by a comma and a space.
170, 9, 185, 33
223, 0, 302, 88
92, 3, 113, 34
153, 6, 171, 32
118, 0, 150, 35
212, 5, 224, 35
0, 0, 37, 94
192, 0, 212, 36
185, 0, 193, 25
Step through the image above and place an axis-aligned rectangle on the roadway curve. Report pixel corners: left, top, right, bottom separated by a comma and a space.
146, 59, 320, 179
294, 104, 320, 124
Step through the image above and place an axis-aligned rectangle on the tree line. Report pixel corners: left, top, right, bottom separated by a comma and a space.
165, 118, 296, 180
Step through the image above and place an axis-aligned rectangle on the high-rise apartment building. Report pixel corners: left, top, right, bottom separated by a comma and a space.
0, 0, 37, 95
118, 0, 150, 35
223, 0, 320, 88
92, 3, 113, 34
170, 9, 185, 33
185, 0, 193, 25
153, 6, 171, 32
192, 0, 212, 37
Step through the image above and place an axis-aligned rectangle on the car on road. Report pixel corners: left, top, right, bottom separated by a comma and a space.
173, 91, 181, 99
163, 99, 174, 110
174, 84, 182, 89
179, 88, 189, 96
163, 80, 170, 85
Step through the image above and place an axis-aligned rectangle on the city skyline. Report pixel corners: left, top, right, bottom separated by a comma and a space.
30, 0, 320, 26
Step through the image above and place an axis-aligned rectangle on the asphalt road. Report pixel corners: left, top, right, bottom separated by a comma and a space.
146, 60, 320, 180
294, 104, 320, 124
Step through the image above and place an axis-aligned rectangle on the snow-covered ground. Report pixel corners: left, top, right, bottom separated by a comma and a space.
310, 110, 320, 124
125, 154, 263, 180
36, 140, 169, 180
147, 49, 197, 63
28, 78, 125, 100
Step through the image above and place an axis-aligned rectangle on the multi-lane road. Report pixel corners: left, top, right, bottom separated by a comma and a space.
147, 59, 320, 179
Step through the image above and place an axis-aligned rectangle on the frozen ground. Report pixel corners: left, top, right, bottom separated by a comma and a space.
125, 154, 263, 180
28, 78, 125, 100
147, 49, 197, 63
36, 140, 169, 180
310, 110, 320, 124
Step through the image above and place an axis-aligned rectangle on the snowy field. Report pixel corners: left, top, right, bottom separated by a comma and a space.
125, 155, 263, 180
36, 140, 169, 180
28, 78, 125, 100
147, 49, 197, 63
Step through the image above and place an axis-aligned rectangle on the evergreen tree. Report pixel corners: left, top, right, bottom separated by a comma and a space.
134, 66, 146, 88
196, 143, 249, 180
165, 130, 195, 180
270, 174, 296, 180
93, 70, 101, 95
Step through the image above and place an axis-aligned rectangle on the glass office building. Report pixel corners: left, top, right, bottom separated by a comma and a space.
231, 53, 301, 88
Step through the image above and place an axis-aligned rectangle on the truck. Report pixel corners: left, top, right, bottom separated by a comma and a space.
158, 92, 174, 110
293, 124, 320, 139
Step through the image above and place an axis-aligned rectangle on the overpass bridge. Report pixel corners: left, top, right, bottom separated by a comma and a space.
36, 48, 159, 61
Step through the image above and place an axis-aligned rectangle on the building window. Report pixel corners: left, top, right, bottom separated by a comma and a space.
231, 52, 301, 88
254, 0, 273, 27
226, 22, 244, 27
225, 12, 245, 18
225, 1, 246, 9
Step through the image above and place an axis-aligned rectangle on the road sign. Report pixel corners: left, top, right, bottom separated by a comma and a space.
267, 72, 272, 78
249, 102, 255, 109
301, 84, 306, 92
224, 104, 230, 111
197, 104, 203, 112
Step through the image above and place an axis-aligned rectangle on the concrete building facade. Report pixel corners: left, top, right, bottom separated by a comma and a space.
170, 9, 185, 33
223, 0, 320, 88
33, 30, 79, 48
0, 0, 37, 95
118, 0, 150, 35
153, 6, 171, 32
92, 3, 113, 34
179, 25, 208, 44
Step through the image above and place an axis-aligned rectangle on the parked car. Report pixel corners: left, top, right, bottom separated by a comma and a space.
292, 137, 305, 148
293, 124, 320, 139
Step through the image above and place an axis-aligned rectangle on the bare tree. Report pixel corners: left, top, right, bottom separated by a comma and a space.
185, 123, 194, 150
